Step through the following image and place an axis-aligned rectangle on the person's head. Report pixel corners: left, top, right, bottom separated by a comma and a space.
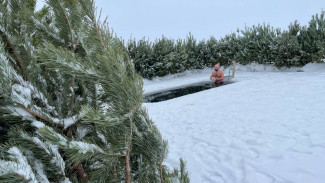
214, 64, 220, 71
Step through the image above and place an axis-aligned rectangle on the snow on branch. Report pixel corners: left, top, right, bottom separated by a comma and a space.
80, 106, 121, 127
0, 49, 67, 127
0, 42, 13, 96
69, 141, 104, 154
20, 130, 71, 182
34, 161, 50, 183
20, 132, 66, 174
8, 105, 80, 129
38, 126, 68, 146
0, 147, 37, 183
37, 125, 105, 155
62, 116, 78, 129
38, 43, 99, 80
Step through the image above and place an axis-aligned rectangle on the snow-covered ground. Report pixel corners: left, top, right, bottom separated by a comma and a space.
143, 63, 325, 183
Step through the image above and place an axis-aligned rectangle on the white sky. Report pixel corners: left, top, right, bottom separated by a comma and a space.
37, 0, 325, 41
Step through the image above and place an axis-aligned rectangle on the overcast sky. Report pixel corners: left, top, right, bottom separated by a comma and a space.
37, 0, 325, 41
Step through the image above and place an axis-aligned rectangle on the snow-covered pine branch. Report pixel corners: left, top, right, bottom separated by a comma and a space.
1, 0, 186, 182
0, 147, 37, 183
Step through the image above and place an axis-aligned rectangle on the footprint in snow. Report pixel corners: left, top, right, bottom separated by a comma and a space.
248, 148, 260, 158
202, 174, 225, 183
246, 171, 276, 183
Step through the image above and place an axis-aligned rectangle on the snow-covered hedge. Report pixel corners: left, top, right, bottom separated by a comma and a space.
128, 11, 325, 79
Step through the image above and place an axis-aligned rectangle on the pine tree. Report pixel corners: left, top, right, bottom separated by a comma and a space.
184, 33, 198, 70
173, 39, 188, 73
0, 0, 189, 182
205, 37, 219, 66
276, 21, 301, 67
308, 11, 325, 62
151, 36, 174, 77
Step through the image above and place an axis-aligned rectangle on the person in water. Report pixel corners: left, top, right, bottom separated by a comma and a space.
210, 64, 224, 84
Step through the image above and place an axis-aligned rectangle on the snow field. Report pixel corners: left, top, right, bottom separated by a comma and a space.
143, 64, 325, 183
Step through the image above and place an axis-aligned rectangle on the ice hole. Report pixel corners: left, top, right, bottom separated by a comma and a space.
144, 80, 235, 103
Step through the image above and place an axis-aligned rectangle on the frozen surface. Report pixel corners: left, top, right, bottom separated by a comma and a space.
143, 63, 325, 183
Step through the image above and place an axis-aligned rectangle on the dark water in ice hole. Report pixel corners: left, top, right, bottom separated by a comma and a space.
144, 80, 234, 103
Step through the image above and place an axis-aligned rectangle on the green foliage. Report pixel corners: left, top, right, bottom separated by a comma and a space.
128, 11, 325, 79
0, 0, 188, 182
163, 158, 190, 183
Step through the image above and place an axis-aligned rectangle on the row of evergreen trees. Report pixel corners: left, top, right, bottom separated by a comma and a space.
0, 0, 189, 182
127, 11, 325, 79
